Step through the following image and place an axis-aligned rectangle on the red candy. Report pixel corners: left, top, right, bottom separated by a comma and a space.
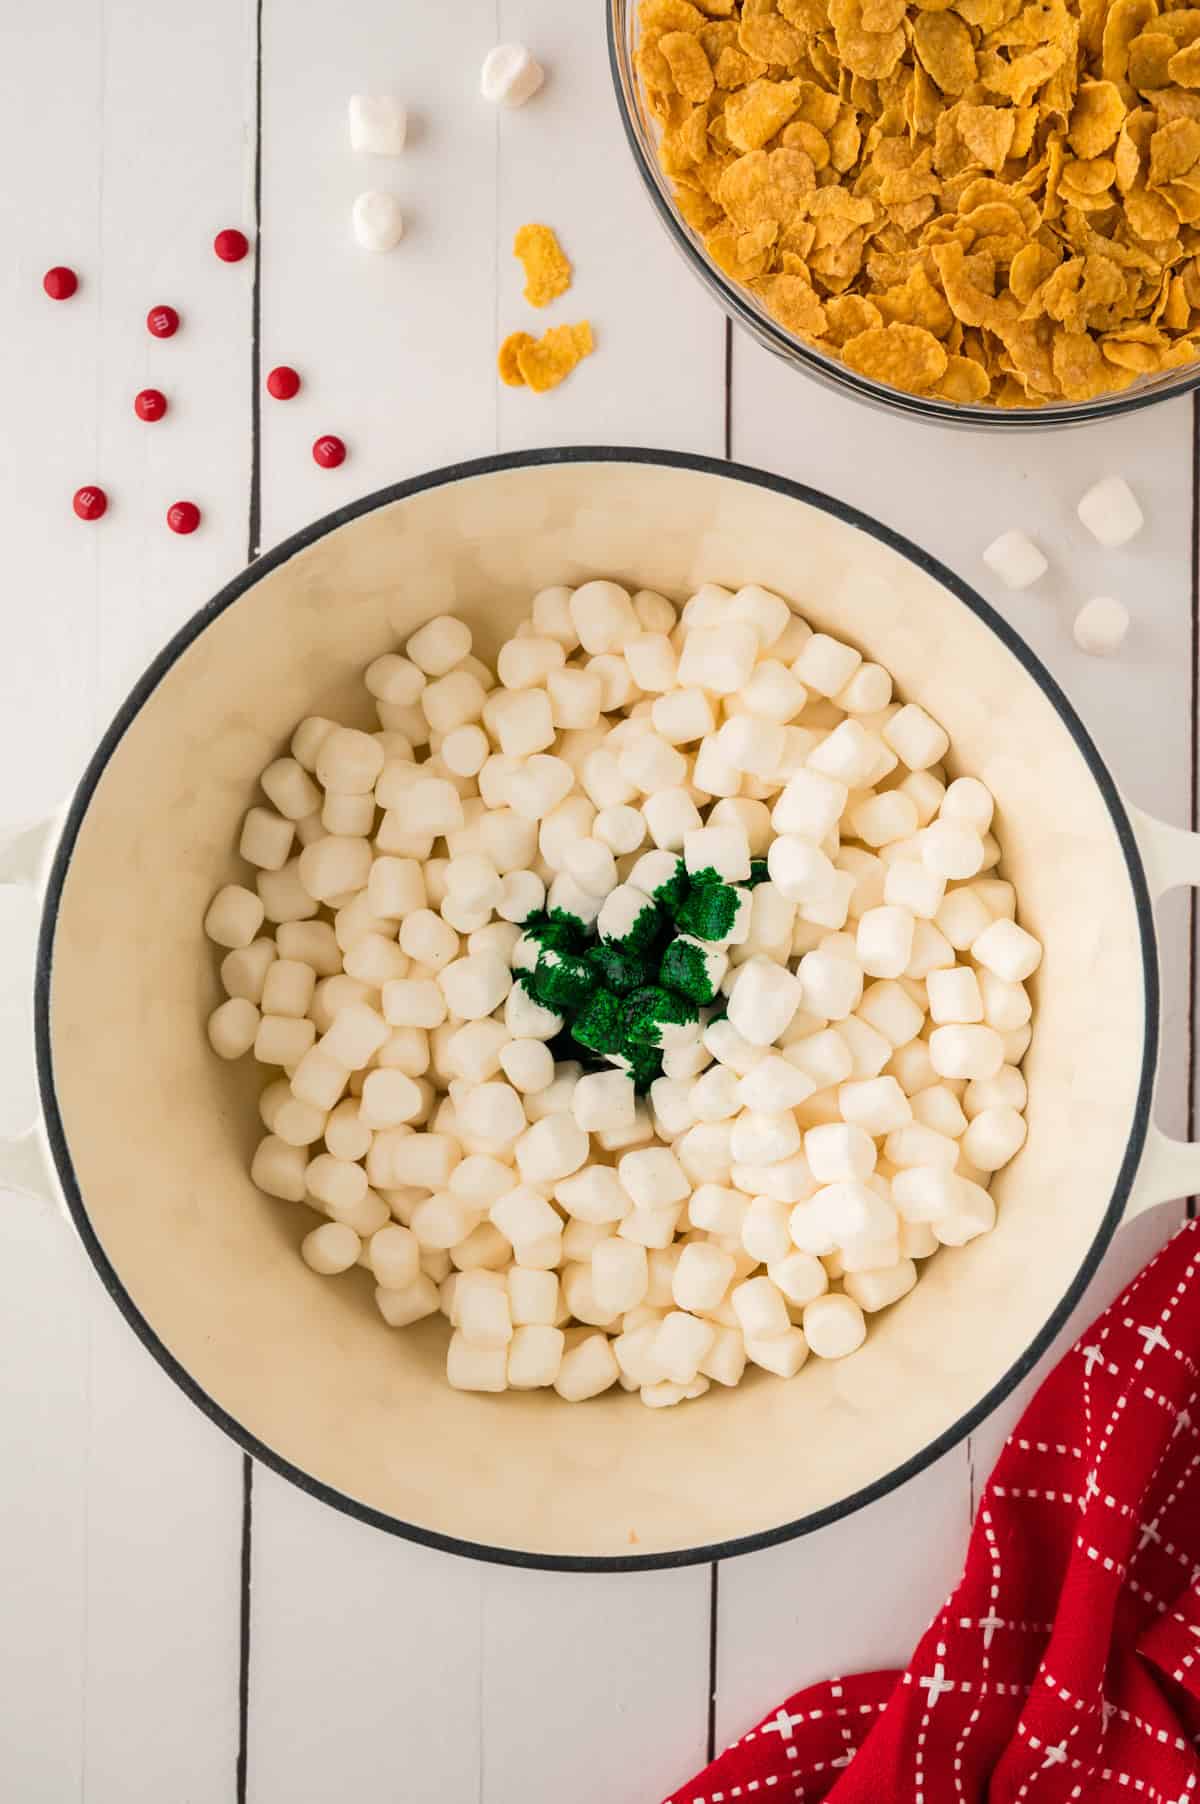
73, 486, 107, 521
167, 501, 201, 535
147, 305, 179, 338
134, 388, 168, 422
43, 266, 78, 301
266, 365, 301, 400
214, 228, 249, 263
313, 435, 346, 469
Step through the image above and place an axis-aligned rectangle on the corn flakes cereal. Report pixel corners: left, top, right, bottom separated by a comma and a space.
499, 323, 594, 393
634, 0, 1200, 404
513, 224, 573, 309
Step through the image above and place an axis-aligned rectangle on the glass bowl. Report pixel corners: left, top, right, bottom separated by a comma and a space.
606, 0, 1200, 429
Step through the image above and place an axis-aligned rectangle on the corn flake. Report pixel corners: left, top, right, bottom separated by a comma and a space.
513, 224, 573, 309
506, 322, 595, 394
638, 0, 1200, 402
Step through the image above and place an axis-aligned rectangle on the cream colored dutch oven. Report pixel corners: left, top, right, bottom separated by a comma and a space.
5, 448, 1197, 1570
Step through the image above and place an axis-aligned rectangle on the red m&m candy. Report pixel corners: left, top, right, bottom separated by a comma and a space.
266, 365, 301, 400
167, 501, 201, 535
214, 228, 249, 263
313, 435, 346, 469
134, 388, 168, 422
73, 486, 107, 521
43, 266, 78, 301
147, 305, 180, 338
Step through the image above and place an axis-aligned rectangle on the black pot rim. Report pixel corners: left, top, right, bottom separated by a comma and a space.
34, 445, 1157, 1572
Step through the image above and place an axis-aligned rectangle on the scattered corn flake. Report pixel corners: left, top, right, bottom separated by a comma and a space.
513, 223, 573, 308
511, 320, 595, 393
498, 331, 535, 386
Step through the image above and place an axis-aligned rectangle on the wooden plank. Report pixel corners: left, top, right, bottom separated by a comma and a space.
0, 4, 254, 1799
709, 335, 1195, 1757
250, 7, 725, 1800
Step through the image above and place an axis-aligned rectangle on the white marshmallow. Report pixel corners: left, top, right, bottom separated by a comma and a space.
835, 1015, 892, 1080
677, 623, 758, 695
844, 1258, 917, 1312
856, 979, 924, 1047
740, 1197, 793, 1263
738, 1055, 815, 1113
507, 1325, 565, 1389
839, 1075, 911, 1136
592, 1239, 649, 1316
1073, 595, 1131, 657
618, 1146, 689, 1209
516, 1113, 589, 1184
447, 1333, 507, 1393
1077, 476, 1143, 548
964, 1065, 1027, 1116
205, 884, 266, 950
785, 1027, 854, 1088
301, 1222, 361, 1276
349, 93, 408, 154
882, 704, 948, 772
731, 1275, 790, 1340
972, 917, 1042, 982
768, 835, 836, 902
746, 1328, 809, 1378
455, 1080, 526, 1148
856, 905, 915, 979
883, 859, 945, 919
910, 1085, 967, 1138
352, 190, 405, 252
802, 1292, 866, 1358
962, 1105, 1027, 1171
730, 1108, 802, 1167
700, 1325, 748, 1387
642, 787, 703, 850
481, 41, 546, 105
554, 1334, 619, 1401
792, 633, 861, 698
570, 581, 638, 654
807, 719, 882, 786
685, 824, 751, 884
690, 1064, 743, 1122
921, 821, 985, 881
928, 1023, 1005, 1081
572, 1070, 636, 1135
982, 530, 1047, 591
771, 768, 848, 842
927, 965, 984, 1024
933, 1178, 996, 1246
727, 955, 804, 1045
673, 1243, 736, 1314
885, 1122, 960, 1171
805, 1122, 876, 1184
797, 947, 863, 1021
849, 791, 919, 848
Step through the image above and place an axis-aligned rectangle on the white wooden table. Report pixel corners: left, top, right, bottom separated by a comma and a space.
0, 5, 1196, 1800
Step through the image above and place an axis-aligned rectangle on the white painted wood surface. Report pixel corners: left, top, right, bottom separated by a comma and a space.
0, 4, 1193, 1802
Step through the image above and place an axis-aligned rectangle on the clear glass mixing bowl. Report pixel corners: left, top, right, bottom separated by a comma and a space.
607, 0, 1200, 429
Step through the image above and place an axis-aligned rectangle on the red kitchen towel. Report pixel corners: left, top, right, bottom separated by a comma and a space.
667, 1217, 1200, 1804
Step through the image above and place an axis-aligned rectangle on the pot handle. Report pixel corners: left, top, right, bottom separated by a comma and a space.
1124, 805, 1200, 1219
0, 813, 60, 1203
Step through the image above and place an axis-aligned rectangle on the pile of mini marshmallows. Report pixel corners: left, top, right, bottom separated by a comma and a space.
203, 582, 1040, 1408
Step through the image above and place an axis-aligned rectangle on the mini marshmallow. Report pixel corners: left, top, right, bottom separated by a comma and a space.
653, 686, 716, 746
797, 947, 863, 1021
687, 1184, 746, 1237
569, 581, 639, 655
962, 1105, 1027, 1171
928, 1024, 1005, 1081
885, 1122, 960, 1172
730, 1108, 802, 1167
920, 821, 985, 881
689, 1065, 743, 1123
805, 1122, 876, 1184
982, 529, 1047, 591
685, 823, 751, 884
856, 905, 915, 979
499, 1038, 555, 1096
835, 1015, 892, 1080
507, 1325, 565, 1390
490, 1185, 561, 1248
482, 40, 547, 106
731, 1275, 790, 1341
352, 190, 404, 253
807, 719, 882, 786
911, 1085, 967, 1138
839, 1075, 911, 1137
619, 732, 688, 794
624, 633, 678, 694
700, 1325, 748, 1388
849, 791, 919, 848
447, 1333, 507, 1393
618, 1146, 690, 1210
785, 1027, 854, 1088
1073, 595, 1131, 657
515, 1113, 589, 1185
768, 1250, 828, 1307
739, 1197, 793, 1265
882, 704, 948, 772
240, 807, 294, 873
771, 768, 848, 843
349, 93, 407, 154
1077, 475, 1143, 548
767, 836, 837, 903
642, 787, 703, 850
572, 1069, 636, 1135
927, 965, 984, 1024
844, 1258, 917, 1312
746, 1328, 810, 1379
564, 837, 619, 898
301, 1222, 361, 1276
792, 632, 861, 698
934, 1178, 997, 1246
972, 917, 1042, 982
883, 859, 945, 919
726, 956, 804, 1046
208, 998, 259, 1060
375, 1276, 440, 1328
803, 1292, 866, 1358
439, 954, 512, 1021
855, 980, 924, 1048
455, 1080, 526, 1149
677, 623, 759, 695
554, 1333, 619, 1402
964, 1065, 1027, 1117
206, 884, 266, 950
738, 1055, 815, 1114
